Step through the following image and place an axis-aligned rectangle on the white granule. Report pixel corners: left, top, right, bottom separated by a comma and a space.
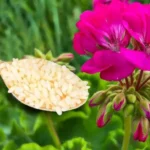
0, 58, 89, 115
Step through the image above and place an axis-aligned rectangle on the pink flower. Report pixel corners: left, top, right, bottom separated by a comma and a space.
133, 118, 149, 142
73, 1, 137, 81
81, 49, 135, 81
122, 3, 150, 71
73, 1, 128, 55
73, 32, 98, 55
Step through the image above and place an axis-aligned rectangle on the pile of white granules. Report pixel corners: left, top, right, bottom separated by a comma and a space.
0, 58, 89, 115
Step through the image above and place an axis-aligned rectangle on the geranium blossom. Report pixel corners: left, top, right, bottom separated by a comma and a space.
73, 0, 150, 144
122, 3, 150, 71
73, 1, 136, 81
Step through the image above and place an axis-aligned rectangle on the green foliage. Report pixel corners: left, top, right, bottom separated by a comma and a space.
17, 143, 57, 150
61, 137, 91, 150
0, 0, 91, 70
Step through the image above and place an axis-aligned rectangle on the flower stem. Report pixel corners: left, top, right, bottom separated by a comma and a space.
130, 74, 134, 86
125, 78, 129, 89
119, 80, 124, 86
121, 116, 132, 150
136, 70, 143, 90
44, 112, 61, 148
138, 76, 150, 90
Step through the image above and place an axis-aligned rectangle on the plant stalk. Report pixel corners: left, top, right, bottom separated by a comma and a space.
138, 76, 150, 90
136, 70, 143, 90
44, 112, 61, 148
130, 74, 134, 86
125, 78, 129, 89
121, 116, 132, 150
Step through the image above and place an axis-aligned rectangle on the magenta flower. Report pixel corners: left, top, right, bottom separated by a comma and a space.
133, 118, 149, 142
73, 32, 98, 55
122, 3, 150, 71
82, 49, 135, 81
73, 1, 136, 81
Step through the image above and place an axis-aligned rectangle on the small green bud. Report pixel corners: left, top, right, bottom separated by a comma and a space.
34, 48, 45, 58
126, 94, 136, 103
89, 91, 107, 107
96, 102, 113, 127
133, 117, 149, 142
45, 51, 53, 60
56, 53, 74, 62
112, 93, 126, 111
126, 86, 135, 93
140, 100, 150, 119
124, 104, 134, 117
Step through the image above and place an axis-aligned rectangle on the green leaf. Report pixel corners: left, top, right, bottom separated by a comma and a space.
0, 128, 6, 143
2, 141, 17, 150
61, 137, 91, 150
17, 143, 57, 150
9, 121, 33, 146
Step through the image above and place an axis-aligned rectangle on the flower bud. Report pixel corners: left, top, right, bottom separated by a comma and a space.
112, 93, 126, 111
126, 94, 136, 103
34, 48, 45, 58
56, 53, 74, 62
123, 104, 134, 117
89, 91, 107, 107
96, 102, 113, 127
140, 100, 150, 119
45, 51, 53, 60
126, 86, 135, 93
133, 118, 149, 142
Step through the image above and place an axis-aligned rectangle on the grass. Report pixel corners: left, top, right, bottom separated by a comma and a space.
0, 0, 92, 70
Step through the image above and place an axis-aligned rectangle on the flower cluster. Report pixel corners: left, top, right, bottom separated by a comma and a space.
73, 0, 150, 142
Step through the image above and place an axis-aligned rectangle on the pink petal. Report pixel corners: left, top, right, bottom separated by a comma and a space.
123, 13, 145, 44
73, 32, 98, 55
113, 99, 125, 111
122, 50, 150, 71
81, 58, 102, 74
93, 50, 135, 81
100, 64, 134, 81
133, 122, 148, 142
73, 33, 86, 55
145, 14, 150, 43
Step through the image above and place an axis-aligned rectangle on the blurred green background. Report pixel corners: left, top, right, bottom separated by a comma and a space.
0, 0, 150, 150
0, 0, 92, 71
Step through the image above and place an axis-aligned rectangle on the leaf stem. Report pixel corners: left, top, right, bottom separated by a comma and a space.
44, 112, 61, 148
121, 116, 132, 150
